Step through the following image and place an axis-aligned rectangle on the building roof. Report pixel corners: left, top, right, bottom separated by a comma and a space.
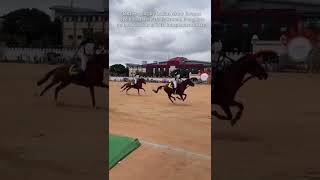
126, 63, 145, 67
145, 57, 211, 66
49, 5, 107, 16
50, 6, 98, 12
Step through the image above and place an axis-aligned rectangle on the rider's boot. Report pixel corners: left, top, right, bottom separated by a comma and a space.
173, 88, 176, 94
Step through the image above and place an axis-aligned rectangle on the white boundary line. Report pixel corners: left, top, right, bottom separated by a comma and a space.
139, 140, 211, 161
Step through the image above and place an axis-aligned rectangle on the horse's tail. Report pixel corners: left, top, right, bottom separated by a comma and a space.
153, 86, 163, 93
37, 68, 57, 86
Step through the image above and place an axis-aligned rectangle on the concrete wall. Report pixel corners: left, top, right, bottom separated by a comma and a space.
0, 47, 77, 63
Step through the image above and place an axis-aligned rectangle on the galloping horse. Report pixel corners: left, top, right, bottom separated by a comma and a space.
212, 51, 276, 126
153, 78, 195, 103
37, 53, 108, 108
121, 78, 146, 95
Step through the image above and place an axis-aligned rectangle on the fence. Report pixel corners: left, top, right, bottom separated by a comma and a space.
109, 76, 210, 84
0, 47, 78, 64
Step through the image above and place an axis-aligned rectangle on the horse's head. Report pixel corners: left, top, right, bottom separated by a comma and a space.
184, 78, 195, 87
244, 54, 268, 80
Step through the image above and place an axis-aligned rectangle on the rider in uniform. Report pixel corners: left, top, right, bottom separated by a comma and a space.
78, 37, 95, 80
172, 72, 182, 94
132, 74, 140, 86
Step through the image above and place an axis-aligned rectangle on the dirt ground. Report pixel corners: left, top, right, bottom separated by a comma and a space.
213, 73, 320, 180
109, 81, 211, 180
0, 63, 107, 180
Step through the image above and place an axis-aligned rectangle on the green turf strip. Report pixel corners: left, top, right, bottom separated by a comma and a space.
109, 134, 141, 170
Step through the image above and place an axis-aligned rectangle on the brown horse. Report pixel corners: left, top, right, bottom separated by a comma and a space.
212, 51, 274, 126
121, 78, 146, 95
153, 78, 195, 103
37, 53, 108, 108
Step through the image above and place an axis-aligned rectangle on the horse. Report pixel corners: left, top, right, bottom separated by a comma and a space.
37, 53, 108, 108
120, 78, 146, 95
153, 78, 195, 103
212, 51, 275, 126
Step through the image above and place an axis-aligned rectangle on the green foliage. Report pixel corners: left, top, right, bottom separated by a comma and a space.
2, 8, 62, 47
110, 64, 127, 76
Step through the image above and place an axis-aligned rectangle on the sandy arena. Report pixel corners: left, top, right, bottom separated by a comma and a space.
109, 81, 212, 180
0, 63, 107, 180
2, 63, 318, 180
213, 73, 320, 180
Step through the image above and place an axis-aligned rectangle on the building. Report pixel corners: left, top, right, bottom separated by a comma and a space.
49, 5, 107, 48
126, 63, 147, 77
126, 57, 211, 77
213, 0, 320, 52
144, 57, 211, 77
0, 17, 4, 31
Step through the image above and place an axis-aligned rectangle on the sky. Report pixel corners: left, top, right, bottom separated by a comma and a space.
0, 0, 106, 17
109, 0, 211, 65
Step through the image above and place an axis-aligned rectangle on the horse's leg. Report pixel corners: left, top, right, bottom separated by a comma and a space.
141, 87, 146, 93
177, 93, 184, 101
183, 93, 187, 101
89, 86, 96, 108
40, 81, 59, 96
168, 95, 174, 103
212, 105, 233, 122
137, 88, 140, 95
230, 100, 244, 125
121, 85, 128, 92
126, 87, 131, 94
170, 94, 176, 101
54, 81, 71, 104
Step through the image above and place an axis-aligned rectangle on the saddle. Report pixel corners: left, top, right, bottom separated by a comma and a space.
69, 64, 81, 76
69, 64, 87, 82
168, 82, 179, 94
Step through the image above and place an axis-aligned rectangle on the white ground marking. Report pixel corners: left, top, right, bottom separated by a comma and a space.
139, 139, 211, 161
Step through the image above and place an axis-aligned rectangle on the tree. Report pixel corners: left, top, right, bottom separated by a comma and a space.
110, 64, 127, 76
2, 8, 61, 47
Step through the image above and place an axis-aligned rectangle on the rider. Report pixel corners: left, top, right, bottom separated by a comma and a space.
172, 72, 182, 94
78, 37, 95, 80
132, 74, 140, 86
